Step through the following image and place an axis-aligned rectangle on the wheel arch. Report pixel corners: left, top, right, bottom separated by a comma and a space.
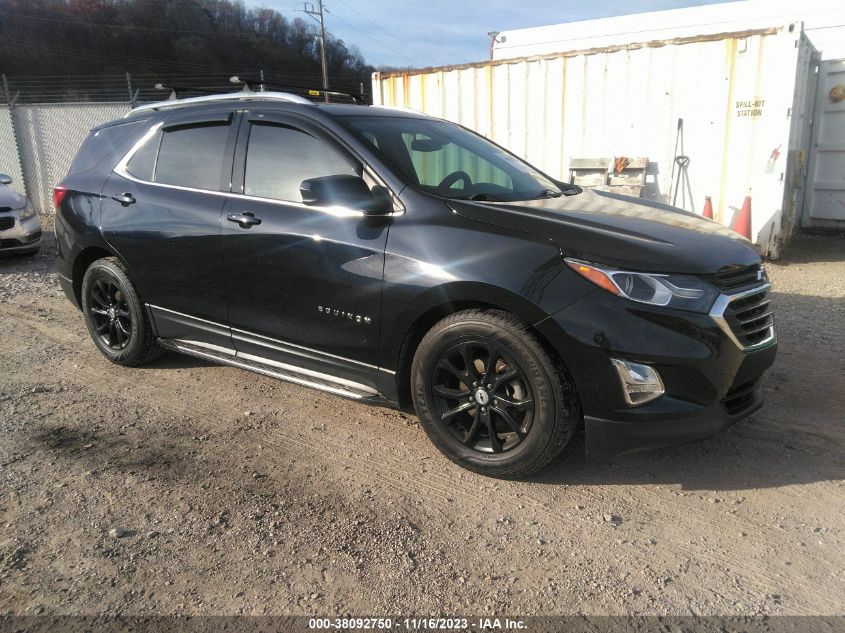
387, 282, 564, 412
71, 244, 120, 307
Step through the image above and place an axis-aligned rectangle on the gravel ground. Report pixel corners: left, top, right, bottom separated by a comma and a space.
0, 228, 843, 618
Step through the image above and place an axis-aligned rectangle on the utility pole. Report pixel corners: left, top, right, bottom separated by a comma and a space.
487, 31, 500, 61
303, 1, 329, 102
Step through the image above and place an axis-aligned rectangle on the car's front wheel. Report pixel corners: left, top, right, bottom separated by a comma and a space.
411, 309, 579, 478
81, 257, 161, 366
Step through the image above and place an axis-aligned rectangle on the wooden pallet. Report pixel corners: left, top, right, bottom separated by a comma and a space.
569, 157, 648, 198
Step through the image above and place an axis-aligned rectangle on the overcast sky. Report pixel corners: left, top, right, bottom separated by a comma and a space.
265, 0, 735, 68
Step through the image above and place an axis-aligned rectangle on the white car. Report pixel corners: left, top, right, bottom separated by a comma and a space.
0, 174, 41, 256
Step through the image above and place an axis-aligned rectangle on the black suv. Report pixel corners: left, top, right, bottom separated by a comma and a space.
55, 92, 777, 477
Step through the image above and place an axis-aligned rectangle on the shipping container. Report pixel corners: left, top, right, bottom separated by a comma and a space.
372, 24, 821, 258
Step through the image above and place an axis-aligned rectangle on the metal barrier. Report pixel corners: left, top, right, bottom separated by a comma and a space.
0, 101, 130, 214
0, 105, 26, 197
11, 102, 130, 214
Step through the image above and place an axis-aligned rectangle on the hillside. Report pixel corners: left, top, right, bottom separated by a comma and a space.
0, 0, 374, 102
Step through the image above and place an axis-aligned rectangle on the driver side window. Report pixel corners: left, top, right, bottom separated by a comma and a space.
244, 122, 359, 202
401, 132, 513, 190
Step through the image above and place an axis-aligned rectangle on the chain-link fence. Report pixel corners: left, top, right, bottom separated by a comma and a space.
0, 105, 25, 196
15, 103, 132, 214
3, 72, 370, 105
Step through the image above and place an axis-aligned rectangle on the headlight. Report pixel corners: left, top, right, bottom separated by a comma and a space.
564, 258, 719, 313
17, 201, 36, 221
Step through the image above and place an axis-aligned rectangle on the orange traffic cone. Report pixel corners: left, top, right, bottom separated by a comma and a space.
702, 196, 714, 220
734, 194, 752, 239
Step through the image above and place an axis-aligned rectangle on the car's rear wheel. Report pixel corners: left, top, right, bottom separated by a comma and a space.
411, 309, 579, 478
81, 257, 161, 366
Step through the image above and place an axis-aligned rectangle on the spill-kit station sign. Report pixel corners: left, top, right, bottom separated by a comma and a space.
736, 98, 766, 118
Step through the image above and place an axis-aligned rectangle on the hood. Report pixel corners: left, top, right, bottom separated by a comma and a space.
448, 188, 759, 274
0, 185, 27, 211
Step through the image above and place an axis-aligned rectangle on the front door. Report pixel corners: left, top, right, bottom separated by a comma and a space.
101, 108, 240, 352
222, 110, 390, 393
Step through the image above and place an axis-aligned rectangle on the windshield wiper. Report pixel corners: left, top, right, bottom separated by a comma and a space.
466, 192, 504, 201
531, 188, 563, 199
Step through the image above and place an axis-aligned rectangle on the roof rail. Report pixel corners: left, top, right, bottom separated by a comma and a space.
231, 76, 365, 104
376, 105, 425, 114
127, 91, 313, 116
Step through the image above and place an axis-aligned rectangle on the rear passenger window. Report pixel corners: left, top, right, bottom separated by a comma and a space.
155, 123, 230, 190
125, 121, 230, 191
244, 123, 358, 202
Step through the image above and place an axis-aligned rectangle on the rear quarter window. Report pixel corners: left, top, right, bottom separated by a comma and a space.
68, 121, 145, 175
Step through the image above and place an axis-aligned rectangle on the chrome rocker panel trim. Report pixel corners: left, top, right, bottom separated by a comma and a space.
158, 339, 379, 401
148, 303, 394, 376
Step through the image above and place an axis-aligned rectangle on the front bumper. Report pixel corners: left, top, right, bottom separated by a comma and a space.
584, 347, 773, 458
0, 211, 42, 253
537, 287, 777, 459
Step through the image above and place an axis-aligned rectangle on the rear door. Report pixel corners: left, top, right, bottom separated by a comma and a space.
101, 108, 240, 353
221, 110, 391, 394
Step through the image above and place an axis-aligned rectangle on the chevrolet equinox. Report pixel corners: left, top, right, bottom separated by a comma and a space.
55, 92, 777, 477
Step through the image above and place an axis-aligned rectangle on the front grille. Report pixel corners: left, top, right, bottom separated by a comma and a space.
723, 286, 775, 348
0, 216, 15, 231
706, 264, 762, 291
722, 378, 761, 415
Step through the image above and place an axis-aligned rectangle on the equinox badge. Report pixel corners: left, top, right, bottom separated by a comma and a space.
318, 305, 372, 325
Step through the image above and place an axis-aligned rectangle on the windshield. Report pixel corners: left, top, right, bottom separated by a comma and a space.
340, 115, 565, 202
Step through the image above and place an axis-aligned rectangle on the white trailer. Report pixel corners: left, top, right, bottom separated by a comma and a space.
372, 23, 824, 258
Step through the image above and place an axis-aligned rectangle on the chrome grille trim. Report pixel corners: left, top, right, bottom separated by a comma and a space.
710, 282, 776, 352
736, 309, 772, 325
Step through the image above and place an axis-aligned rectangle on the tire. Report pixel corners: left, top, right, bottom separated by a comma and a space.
411, 309, 579, 478
81, 257, 161, 366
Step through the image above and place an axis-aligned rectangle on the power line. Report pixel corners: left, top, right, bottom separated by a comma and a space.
0, 9, 254, 36
0, 37, 367, 84
322, 8, 420, 67
329, 0, 440, 65
1, 38, 227, 73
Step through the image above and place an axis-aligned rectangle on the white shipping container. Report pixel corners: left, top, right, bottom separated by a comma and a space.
372, 25, 819, 258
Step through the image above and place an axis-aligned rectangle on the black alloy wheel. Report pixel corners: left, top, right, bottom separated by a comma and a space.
81, 257, 161, 366
411, 309, 579, 478
431, 341, 534, 453
88, 278, 132, 350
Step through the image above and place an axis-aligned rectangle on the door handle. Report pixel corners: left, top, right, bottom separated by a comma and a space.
227, 211, 262, 228
111, 192, 135, 206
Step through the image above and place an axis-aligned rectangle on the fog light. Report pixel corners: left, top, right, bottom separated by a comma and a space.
611, 359, 665, 407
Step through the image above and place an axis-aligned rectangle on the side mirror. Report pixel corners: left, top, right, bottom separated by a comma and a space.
0, 174, 12, 186
300, 174, 392, 215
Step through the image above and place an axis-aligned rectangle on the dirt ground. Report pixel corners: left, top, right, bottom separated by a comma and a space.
1, 228, 843, 618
